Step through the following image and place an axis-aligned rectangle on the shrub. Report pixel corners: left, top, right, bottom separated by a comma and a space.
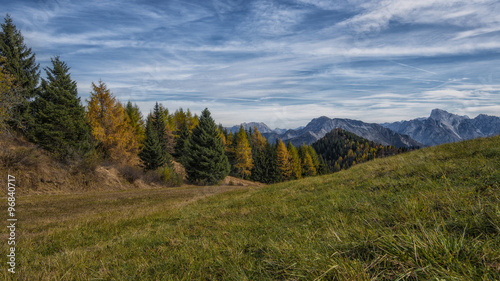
118, 165, 143, 183
0, 147, 39, 168
160, 165, 183, 187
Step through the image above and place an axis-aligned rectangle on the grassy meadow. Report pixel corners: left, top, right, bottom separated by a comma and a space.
2, 136, 499, 280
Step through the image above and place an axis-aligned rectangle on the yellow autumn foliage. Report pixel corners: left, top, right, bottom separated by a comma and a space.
86, 80, 138, 165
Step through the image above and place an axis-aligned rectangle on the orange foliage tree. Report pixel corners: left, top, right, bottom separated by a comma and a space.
86, 80, 138, 164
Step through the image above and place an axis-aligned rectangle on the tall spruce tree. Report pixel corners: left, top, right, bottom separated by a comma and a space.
173, 120, 190, 160
139, 115, 166, 171
30, 56, 91, 159
0, 56, 20, 134
152, 102, 174, 160
0, 14, 40, 131
183, 108, 229, 185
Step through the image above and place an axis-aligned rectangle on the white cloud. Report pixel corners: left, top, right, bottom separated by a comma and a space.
339, 0, 500, 33
239, 0, 307, 37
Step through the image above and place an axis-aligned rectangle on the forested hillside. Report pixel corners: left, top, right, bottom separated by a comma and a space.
1, 15, 332, 190
312, 128, 415, 172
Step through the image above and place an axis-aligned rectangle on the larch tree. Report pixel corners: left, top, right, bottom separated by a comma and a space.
234, 126, 253, 179
302, 151, 317, 177
287, 142, 302, 179
306, 145, 321, 172
251, 125, 267, 151
183, 108, 229, 185
276, 139, 292, 180
125, 101, 145, 146
0, 14, 40, 131
86, 80, 138, 164
30, 56, 91, 159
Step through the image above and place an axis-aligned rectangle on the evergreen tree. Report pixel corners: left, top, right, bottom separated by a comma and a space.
234, 126, 253, 178
0, 56, 20, 134
317, 155, 330, 175
125, 101, 145, 146
287, 142, 302, 179
264, 142, 282, 183
173, 120, 190, 160
276, 139, 292, 180
183, 108, 229, 185
251, 141, 281, 184
0, 14, 40, 130
151, 102, 174, 160
30, 56, 91, 159
139, 115, 166, 171
86, 80, 138, 164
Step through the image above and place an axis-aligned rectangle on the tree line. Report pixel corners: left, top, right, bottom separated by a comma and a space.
222, 126, 330, 183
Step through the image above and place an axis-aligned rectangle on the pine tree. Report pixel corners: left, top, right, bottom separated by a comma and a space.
234, 126, 253, 178
276, 139, 292, 180
125, 101, 145, 146
139, 115, 166, 171
86, 80, 138, 164
183, 108, 229, 185
287, 142, 302, 179
30, 56, 91, 159
0, 14, 40, 130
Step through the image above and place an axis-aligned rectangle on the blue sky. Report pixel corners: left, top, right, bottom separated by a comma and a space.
3, 0, 500, 128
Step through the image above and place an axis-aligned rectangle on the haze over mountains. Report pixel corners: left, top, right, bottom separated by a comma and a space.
228, 109, 500, 148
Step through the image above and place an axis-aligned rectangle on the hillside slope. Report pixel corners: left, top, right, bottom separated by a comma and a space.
3, 136, 499, 280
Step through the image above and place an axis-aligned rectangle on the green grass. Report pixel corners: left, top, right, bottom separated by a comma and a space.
2, 136, 500, 280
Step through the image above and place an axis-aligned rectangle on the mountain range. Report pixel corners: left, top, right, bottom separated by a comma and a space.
381, 109, 500, 146
228, 109, 500, 148
227, 122, 287, 135
262, 117, 422, 148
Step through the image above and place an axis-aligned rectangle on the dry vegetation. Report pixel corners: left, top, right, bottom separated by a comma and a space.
0, 134, 262, 196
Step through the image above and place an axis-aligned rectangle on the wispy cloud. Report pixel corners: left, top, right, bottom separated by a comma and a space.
3, 0, 500, 127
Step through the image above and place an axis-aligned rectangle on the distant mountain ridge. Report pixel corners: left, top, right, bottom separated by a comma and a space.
227, 122, 274, 134
262, 116, 422, 148
381, 109, 500, 146
227, 109, 499, 148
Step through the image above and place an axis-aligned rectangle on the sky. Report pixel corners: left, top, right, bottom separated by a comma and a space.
3, 0, 500, 129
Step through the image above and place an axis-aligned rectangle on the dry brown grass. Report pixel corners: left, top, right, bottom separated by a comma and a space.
0, 135, 265, 195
